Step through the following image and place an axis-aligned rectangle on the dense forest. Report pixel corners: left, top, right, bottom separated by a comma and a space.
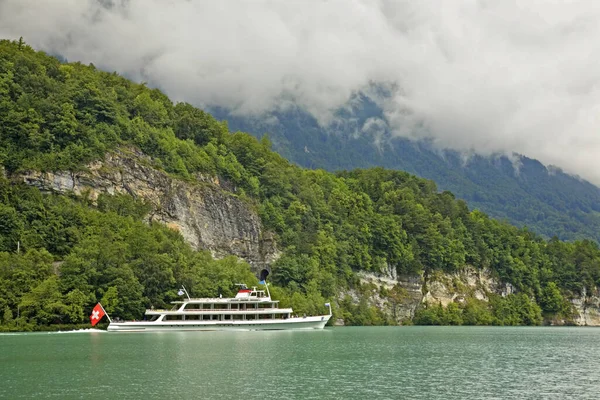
217, 104, 600, 243
1, 39, 600, 331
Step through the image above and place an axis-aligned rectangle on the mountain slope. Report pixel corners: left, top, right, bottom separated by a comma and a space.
2, 39, 600, 330
216, 107, 600, 242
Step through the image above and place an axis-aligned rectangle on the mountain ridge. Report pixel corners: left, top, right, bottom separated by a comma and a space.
215, 107, 600, 242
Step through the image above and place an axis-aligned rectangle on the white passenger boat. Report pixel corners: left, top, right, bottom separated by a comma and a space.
107, 284, 332, 332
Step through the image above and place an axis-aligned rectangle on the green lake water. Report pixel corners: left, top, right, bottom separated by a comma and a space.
1, 326, 599, 399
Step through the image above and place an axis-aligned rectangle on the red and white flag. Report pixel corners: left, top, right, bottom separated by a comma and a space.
89, 303, 106, 326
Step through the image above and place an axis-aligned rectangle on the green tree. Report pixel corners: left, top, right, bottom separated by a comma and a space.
539, 282, 566, 314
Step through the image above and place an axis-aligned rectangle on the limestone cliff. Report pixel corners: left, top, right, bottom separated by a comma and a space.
356, 266, 502, 324
570, 288, 600, 326
354, 266, 600, 326
18, 148, 278, 269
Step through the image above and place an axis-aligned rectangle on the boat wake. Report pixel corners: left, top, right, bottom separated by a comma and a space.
0, 329, 105, 336
48, 328, 105, 334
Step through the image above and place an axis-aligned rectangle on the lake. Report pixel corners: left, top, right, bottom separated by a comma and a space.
1, 326, 599, 399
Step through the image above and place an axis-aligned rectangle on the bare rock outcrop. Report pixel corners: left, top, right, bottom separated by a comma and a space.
18, 149, 278, 269
353, 265, 600, 326
355, 266, 506, 325
570, 288, 600, 326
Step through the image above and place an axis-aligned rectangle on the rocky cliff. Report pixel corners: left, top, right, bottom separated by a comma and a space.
570, 288, 600, 326
355, 266, 500, 323
17, 148, 278, 270
354, 266, 600, 326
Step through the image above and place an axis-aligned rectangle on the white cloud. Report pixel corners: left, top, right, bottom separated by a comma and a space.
2, 0, 600, 184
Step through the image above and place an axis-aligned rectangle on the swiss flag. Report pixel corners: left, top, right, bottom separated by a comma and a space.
89, 303, 106, 326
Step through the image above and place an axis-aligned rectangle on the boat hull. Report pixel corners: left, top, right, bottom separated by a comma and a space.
107, 315, 330, 332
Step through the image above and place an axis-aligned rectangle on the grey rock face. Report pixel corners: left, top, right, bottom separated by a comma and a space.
570, 288, 600, 326
356, 267, 425, 324
18, 149, 278, 269
356, 266, 600, 326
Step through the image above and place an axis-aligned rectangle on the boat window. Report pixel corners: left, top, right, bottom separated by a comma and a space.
214, 304, 228, 310
164, 315, 184, 321
202, 315, 212, 321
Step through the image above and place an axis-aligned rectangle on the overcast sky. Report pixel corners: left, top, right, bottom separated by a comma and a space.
2, 0, 600, 184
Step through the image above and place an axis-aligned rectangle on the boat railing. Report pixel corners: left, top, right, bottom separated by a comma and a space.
182, 307, 284, 311
146, 307, 291, 313
170, 297, 276, 303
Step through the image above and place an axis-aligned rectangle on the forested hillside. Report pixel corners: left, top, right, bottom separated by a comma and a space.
1, 39, 600, 330
216, 107, 600, 242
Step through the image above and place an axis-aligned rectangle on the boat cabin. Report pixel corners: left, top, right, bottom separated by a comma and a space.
143, 284, 292, 322
234, 286, 268, 300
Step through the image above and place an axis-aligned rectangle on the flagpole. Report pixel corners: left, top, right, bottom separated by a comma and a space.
181, 285, 191, 301
325, 302, 332, 316
98, 303, 112, 324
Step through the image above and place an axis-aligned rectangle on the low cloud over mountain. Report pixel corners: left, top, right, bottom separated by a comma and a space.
2, 0, 600, 183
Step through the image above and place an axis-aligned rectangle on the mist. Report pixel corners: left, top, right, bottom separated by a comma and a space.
2, 0, 600, 184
